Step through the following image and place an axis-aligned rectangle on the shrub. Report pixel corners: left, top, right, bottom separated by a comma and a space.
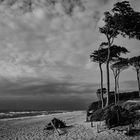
86, 101, 102, 122
90, 104, 138, 129
122, 101, 140, 111
104, 105, 137, 128
90, 108, 105, 122
87, 101, 102, 112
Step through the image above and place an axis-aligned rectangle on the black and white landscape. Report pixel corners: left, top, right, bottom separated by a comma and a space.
0, 0, 140, 140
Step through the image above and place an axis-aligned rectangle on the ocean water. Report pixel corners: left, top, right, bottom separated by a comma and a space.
0, 110, 64, 120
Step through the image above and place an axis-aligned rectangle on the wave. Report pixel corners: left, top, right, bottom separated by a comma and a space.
0, 110, 64, 120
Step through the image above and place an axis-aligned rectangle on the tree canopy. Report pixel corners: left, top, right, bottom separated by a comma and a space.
90, 44, 129, 64
129, 56, 140, 70
112, 1, 140, 39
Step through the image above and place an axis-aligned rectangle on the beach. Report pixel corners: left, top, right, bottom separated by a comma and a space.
0, 111, 139, 140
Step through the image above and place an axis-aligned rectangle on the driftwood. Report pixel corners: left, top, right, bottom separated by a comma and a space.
44, 118, 67, 136
50, 120, 61, 135
44, 118, 66, 130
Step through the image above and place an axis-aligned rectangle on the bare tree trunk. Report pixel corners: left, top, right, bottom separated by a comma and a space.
106, 62, 110, 107
114, 76, 117, 104
117, 75, 120, 103
105, 38, 111, 107
136, 69, 140, 97
99, 63, 104, 108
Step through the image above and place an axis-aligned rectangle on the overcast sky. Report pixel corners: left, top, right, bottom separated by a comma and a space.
0, 0, 139, 111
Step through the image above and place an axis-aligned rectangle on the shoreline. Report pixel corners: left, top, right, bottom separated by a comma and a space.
0, 111, 84, 121
0, 110, 72, 121
0, 111, 140, 140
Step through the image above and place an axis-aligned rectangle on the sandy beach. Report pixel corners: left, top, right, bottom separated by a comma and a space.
0, 111, 139, 140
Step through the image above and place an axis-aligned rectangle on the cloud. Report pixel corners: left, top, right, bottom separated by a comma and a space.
0, 77, 98, 96
0, 0, 102, 83
0, 0, 139, 106
0, 94, 92, 110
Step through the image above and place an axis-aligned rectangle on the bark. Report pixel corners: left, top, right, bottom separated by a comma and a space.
117, 75, 120, 102
105, 37, 111, 107
99, 63, 104, 108
106, 62, 110, 107
114, 76, 117, 104
136, 69, 140, 97
111, 68, 117, 104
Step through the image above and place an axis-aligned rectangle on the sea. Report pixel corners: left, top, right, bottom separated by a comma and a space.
0, 110, 65, 120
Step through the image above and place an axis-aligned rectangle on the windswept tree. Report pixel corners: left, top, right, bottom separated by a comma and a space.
99, 1, 140, 106
112, 1, 140, 39
112, 1, 140, 97
90, 44, 128, 107
110, 58, 129, 103
129, 56, 140, 97
101, 44, 129, 105
99, 12, 121, 106
90, 48, 106, 108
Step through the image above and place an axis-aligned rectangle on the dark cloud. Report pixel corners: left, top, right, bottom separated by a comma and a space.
0, 95, 92, 111
0, 78, 98, 96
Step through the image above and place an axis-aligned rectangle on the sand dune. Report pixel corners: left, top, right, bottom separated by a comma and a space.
0, 111, 140, 140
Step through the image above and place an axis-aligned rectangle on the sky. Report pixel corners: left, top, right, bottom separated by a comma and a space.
0, 0, 140, 111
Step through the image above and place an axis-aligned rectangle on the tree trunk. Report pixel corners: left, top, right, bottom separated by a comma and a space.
114, 76, 117, 104
106, 62, 110, 107
117, 75, 120, 103
99, 63, 104, 108
105, 37, 111, 107
136, 69, 140, 97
